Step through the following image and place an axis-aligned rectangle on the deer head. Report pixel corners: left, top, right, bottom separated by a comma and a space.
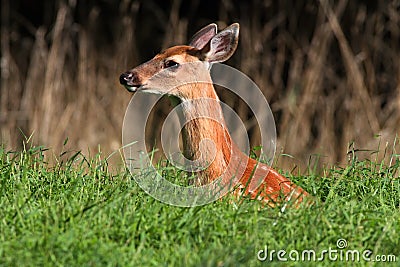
119, 23, 239, 100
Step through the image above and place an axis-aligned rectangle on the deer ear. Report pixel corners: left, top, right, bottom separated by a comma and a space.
188, 23, 217, 50
203, 23, 239, 63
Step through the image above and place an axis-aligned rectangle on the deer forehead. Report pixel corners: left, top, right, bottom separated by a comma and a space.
154, 45, 202, 63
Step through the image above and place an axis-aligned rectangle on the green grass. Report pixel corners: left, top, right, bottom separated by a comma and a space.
0, 144, 399, 267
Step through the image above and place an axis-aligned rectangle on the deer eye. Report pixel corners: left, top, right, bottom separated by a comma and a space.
163, 60, 180, 69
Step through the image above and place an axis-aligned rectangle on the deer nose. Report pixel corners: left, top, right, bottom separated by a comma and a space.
119, 72, 134, 85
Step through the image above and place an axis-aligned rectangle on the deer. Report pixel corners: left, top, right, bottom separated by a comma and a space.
119, 23, 309, 206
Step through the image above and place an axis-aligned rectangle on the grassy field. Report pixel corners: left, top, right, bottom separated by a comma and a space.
1, 143, 399, 267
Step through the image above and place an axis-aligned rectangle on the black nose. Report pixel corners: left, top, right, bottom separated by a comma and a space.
119, 72, 133, 85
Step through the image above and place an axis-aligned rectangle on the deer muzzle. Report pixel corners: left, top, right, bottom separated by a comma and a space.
119, 71, 142, 92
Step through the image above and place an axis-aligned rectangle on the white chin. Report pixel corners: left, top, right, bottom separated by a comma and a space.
124, 85, 138, 92
140, 88, 164, 95
125, 85, 164, 95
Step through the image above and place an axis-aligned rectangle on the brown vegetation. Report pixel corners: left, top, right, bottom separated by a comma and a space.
1, 0, 399, 171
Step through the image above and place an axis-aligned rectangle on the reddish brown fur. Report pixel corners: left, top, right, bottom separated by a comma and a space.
125, 46, 309, 206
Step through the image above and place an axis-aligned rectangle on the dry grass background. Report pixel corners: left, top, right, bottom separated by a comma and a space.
1, 0, 399, 171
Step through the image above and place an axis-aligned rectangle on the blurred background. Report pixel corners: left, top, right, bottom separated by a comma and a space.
1, 0, 399, 171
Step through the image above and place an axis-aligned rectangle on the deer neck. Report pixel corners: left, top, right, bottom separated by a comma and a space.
173, 82, 234, 185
